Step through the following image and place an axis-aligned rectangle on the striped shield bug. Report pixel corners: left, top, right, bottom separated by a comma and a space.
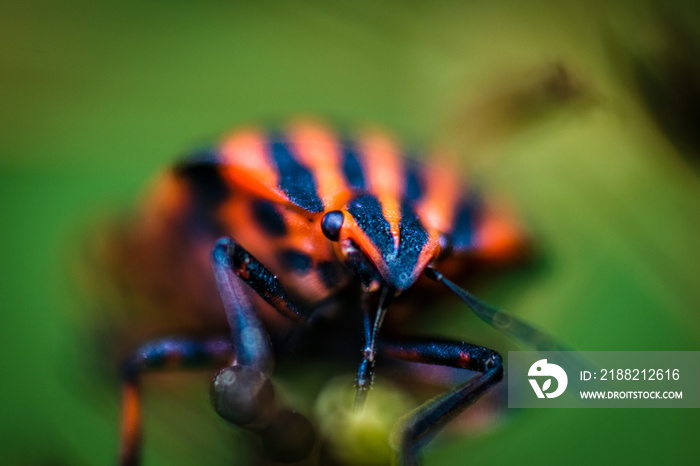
113, 120, 565, 465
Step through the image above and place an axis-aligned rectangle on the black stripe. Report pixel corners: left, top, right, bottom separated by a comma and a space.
345, 194, 429, 290
340, 140, 366, 190
278, 249, 313, 275
394, 201, 429, 288
450, 197, 479, 251
346, 194, 393, 257
174, 148, 229, 235
317, 261, 343, 289
268, 135, 324, 213
404, 158, 424, 202
175, 148, 229, 209
251, 199, 287, 237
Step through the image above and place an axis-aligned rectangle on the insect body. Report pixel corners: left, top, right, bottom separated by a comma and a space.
116, 120, 549, 466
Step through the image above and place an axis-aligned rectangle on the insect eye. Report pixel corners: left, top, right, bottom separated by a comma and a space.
321, 210, 344, 241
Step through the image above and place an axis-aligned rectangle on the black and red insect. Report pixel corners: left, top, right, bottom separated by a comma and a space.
114, 120, 563, 465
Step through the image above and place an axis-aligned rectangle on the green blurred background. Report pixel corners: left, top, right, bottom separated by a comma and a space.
2, 0, 699, 465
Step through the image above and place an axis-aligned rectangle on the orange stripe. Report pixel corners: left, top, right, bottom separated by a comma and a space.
378, 194, 402, 250
415, 155, 462, 234
219, 128, 287, 205
360, 129, 404, 246
474, 203, 525, 261
287, 120, 349, 209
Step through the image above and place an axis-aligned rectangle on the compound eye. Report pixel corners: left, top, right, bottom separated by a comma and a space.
321, 210, 344, 241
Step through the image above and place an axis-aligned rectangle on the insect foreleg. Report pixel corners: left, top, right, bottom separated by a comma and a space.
209, 237, 315, 462
379, 339, 503, 466
211, 237, 306, 328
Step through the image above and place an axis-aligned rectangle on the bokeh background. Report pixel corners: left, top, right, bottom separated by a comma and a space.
2, 0, 699, 465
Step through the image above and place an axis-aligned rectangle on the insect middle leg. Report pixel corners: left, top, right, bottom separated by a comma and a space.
378, 338, 503, 466
119, 337, 233, 466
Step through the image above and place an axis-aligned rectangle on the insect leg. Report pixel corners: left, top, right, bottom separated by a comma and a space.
209, 237, 315, 462
378, 338, 503, 466
211, 236, 306, 328
119, 337, 233, 466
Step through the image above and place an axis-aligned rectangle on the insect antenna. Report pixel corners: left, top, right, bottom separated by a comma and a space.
424, 267, 570, 352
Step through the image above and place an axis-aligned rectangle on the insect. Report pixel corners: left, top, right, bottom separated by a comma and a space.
115, 120, 564, 465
